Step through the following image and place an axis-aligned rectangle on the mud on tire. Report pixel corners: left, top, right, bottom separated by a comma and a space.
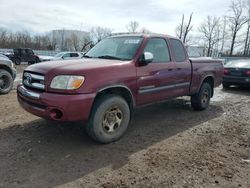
191, 82, 212, 111
86, 94, 130, 144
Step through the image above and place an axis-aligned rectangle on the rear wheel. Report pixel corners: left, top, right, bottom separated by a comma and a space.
0, 70, 13, 94
191, 82, 212, 111
86, 95, 130, 144
14, 58, 21, 65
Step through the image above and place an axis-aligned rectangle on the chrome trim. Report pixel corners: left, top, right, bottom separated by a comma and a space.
139, 82, 190, 94
23, 80, 45, 90
175, 82, 190, 87
139, 85, 155, 90
18, 85, 40, 99
23, 72, 45, 90
29, 73, 44, 81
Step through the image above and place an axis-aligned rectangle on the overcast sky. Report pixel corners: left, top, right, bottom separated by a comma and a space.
0, 0, 232, 35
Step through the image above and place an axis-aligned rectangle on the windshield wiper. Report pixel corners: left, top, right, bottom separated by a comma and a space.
97, 55, 124, 60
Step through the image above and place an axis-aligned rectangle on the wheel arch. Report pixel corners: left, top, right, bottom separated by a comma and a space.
96, 85, 135, 107
0, 65, 13, 78
201, 76, 214, 97
89, 85, 135, 120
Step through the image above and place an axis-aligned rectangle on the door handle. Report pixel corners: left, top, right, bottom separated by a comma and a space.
177, 68, 182, 70
168, 68, 173, 71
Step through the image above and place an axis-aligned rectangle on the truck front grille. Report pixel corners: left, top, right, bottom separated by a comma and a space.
23, 72, 45, 91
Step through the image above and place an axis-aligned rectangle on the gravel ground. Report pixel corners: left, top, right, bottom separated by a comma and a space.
0, 65, 249, 188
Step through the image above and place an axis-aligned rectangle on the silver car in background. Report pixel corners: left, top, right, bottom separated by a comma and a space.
39, 52, 82, 62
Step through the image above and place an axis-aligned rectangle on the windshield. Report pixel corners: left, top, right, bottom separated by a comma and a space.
85, 37, 143, 60
54, 52, 65, 58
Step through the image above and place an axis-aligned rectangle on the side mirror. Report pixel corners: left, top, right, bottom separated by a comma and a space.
139, 52, 153, 66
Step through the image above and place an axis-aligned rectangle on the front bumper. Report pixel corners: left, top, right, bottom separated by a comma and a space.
17, 84, 95, 122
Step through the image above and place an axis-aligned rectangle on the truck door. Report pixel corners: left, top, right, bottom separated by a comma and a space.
136, 38, 177, 105
169, 39, 192, 95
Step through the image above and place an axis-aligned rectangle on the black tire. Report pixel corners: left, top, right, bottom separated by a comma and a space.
0, 70, 14, 94
14, 58, 21, 65
86, 94, 130, 144
191, 82, 212, 111
222, 82, 230, 89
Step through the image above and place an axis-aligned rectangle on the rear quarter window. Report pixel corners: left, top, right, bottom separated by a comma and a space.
170, 39, 186, 62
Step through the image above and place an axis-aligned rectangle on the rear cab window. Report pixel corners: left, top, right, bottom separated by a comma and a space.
169, 39, 187, 62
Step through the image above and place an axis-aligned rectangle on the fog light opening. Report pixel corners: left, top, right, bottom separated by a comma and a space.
50, 109, 63, 120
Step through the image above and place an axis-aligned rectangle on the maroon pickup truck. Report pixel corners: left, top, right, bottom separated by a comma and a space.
17, 34, 223, 143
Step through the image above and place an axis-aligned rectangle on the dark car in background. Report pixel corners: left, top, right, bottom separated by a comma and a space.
7, 48, 40, 65
223, 59, 250, 88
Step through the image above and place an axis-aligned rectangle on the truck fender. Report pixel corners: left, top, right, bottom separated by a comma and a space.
97, 84, 135, 107
198, 75, 215, 97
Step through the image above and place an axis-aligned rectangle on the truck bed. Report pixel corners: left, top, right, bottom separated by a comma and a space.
189, 58, 223, 95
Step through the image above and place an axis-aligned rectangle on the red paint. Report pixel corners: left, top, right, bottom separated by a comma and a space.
17, 34, 223, 122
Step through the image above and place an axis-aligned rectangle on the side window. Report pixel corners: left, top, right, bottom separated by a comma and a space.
21, 49, 26, 55
63, 53, 70, 58
170, 39, 186, 62
144, 38, 170, 63
71, 53, 79, 57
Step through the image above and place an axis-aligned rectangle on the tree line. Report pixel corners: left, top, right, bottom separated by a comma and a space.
0, 20, 151, 52
176, 0, 250, 56
1, 0, 249, 56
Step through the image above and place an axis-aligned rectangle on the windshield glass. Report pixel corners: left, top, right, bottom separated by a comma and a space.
54, 52, 64, 58
86, 37, 143, 60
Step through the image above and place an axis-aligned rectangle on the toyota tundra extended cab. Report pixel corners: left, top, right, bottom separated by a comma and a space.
17, 34, 223, 143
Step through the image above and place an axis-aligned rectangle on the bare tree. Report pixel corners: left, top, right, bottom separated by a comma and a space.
199, 16, 221, 56
228, 0, 248, 55
220, 16, 228, 53
90, 26, 112, 43
0, 28, 8, 48
244, 0, 250, 55
70, 33, 80, 51
80, 34, 92, 52
140, 27, 152, 34
126, 21, 139, 33
175, 13, 193, 44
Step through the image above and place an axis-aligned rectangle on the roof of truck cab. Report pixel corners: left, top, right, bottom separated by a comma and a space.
109, 33, 178, 40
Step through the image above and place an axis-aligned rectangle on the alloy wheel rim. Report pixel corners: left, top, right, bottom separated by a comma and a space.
102, 106, 123, 134
202, 89, 209, 104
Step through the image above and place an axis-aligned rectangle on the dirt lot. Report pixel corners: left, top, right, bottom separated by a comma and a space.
0, 65, 249, 188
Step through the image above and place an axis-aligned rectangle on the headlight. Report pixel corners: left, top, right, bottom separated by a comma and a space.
50, 75, 85, 90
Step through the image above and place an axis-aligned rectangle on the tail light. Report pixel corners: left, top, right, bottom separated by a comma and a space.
245, 70, 250, 76
224, 68, 229, 75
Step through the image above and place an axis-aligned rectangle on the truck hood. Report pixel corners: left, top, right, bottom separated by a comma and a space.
26, 58, 131, 75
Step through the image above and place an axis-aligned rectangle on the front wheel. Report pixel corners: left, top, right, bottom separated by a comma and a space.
86, 95, 130, 144
0, 70, 14, 94
191, 82, 212, 111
